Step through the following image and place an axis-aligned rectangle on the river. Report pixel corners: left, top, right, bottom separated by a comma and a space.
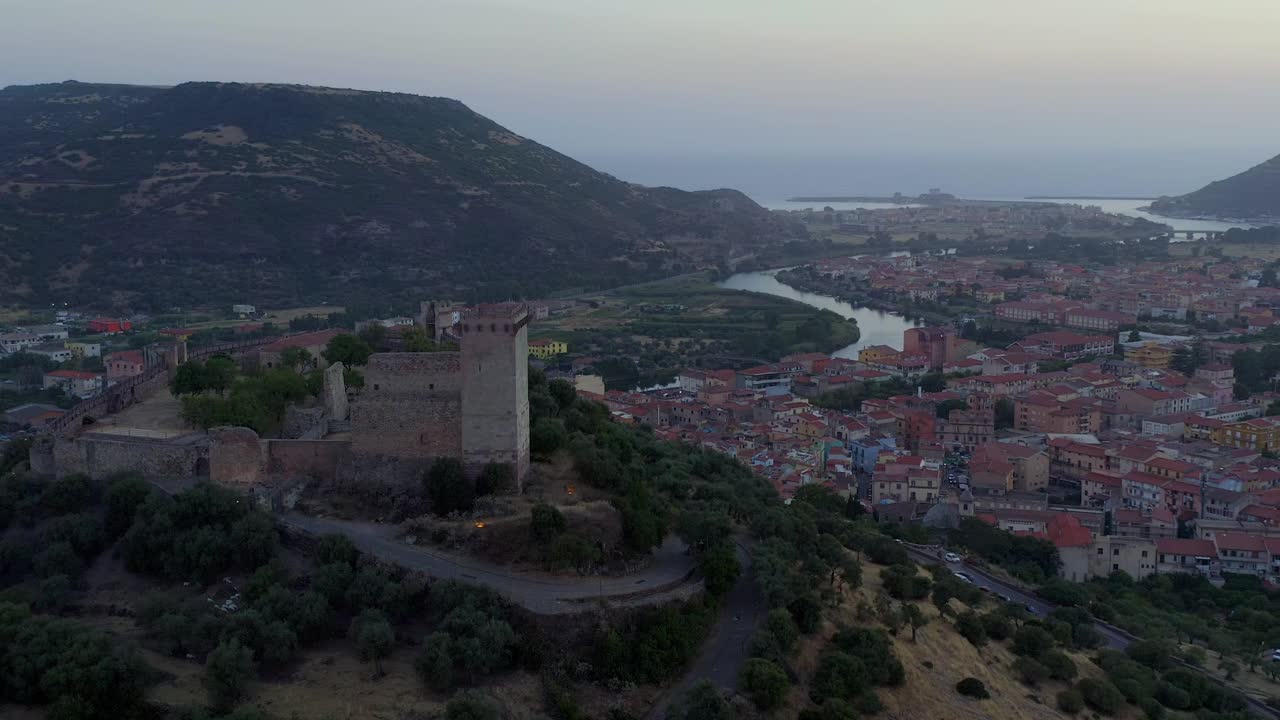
717, 268, 921, 359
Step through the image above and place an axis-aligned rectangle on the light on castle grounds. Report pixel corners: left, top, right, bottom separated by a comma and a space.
474, 521, 486, 529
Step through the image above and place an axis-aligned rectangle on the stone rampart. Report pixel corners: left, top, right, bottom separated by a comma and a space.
52, 433, 208, 480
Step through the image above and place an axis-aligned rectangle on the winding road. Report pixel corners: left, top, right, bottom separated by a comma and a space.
279, 513, 703, 614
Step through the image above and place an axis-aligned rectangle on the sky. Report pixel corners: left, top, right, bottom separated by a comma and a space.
4, 0, 1279, 198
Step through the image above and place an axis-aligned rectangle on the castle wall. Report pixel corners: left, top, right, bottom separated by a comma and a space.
265, 439, 351, 479
351, 353, 464, 460
52, 434, 208, 480
209, 425, 350, 486
209, 427, 265, 485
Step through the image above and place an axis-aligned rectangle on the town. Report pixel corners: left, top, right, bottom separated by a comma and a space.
574, 309, 1280, 586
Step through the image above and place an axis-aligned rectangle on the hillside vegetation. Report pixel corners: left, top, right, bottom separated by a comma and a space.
0, 81, 803, 309
1149, 152, 1280, 219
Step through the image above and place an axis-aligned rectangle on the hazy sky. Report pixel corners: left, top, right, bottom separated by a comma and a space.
4, 0, 1278, 196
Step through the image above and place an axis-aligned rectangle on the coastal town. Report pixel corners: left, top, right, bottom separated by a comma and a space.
567, 248, 1280, 588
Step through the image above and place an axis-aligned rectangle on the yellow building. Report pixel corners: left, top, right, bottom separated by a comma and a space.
1124, 342, 1173, 370
858, 345, 899, 364
1211, 417, 1280, 452
528, 338, 567, 359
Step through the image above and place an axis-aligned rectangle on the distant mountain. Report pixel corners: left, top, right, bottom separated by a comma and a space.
1148, 152, 1280, 221
0, 81, 802, 310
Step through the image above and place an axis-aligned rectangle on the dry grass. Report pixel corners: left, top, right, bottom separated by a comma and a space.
779, 563, 1141, 720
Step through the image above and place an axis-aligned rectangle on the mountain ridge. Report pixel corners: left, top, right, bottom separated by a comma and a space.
1147, 151, 1280, 221
0, 81, 802, 310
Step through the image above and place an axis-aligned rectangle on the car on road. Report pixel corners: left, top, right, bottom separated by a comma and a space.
953, 571, 973, 584
944, 552, 962, 563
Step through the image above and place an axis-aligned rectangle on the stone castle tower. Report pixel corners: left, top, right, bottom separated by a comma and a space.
459, 304, 530, 481
350, 303, 531, 486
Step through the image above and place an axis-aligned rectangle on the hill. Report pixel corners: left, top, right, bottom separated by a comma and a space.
0, 81, 803, 310
1148, 152, 1280, 221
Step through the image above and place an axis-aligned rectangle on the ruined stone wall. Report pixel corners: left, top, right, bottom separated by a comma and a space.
323, 362, 348, 421
209, 425, 349, 487
52, 434, 208, 480
351, 353, 464, 461
209, 427, 265, 485
282, 405, 328, 440
265, 439, 350, 480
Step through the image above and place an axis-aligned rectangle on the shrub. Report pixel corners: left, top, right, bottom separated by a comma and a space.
955, 677, 989, 699
1012, 626, 1054, 658
315, 533, 358, 567
763, 608, 799, 653
699, 544, 740, 598
1139, 697, 1165, 720
103, 474, 152, 539
979, 612, 1012, 641
865, 538, 910, 566
1042, 650, 1077, 681
667, 681, 732, 720
740, 658, 789, 710
445, 690, 501, 720
881, 564, 929, 600
425, 457, 474, 515
33, 541, 83, 579
416, 632, 455, 690
349, 608, 395, 676
1077, 678, 1124, 715
547, 533, 602, 573
954, 611, 987, 647
41, 474, 96, 515
475, 462, 514, 497
1038, 578, 1089, 607
1014, 656, 1050, 686
1126, 639, 1175, 670
530, 503, 566, 542
530, 418, 568, 456
813, 652, 868, 702
204, 639, 256, 711
1057, 688, 1084, 714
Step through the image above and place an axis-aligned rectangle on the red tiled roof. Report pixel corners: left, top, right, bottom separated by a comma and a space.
1155, 538, 1217, 557
45, 370, 99, 380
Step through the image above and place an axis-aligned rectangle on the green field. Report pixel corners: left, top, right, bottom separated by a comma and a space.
531, 274, 859, 388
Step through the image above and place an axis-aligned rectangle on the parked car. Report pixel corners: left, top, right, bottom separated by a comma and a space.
944, 552, 962, 563
953, 572, 973, 584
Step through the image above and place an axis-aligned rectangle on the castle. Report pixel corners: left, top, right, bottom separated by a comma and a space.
352, 303, 531, 481
35, 302, 532, 495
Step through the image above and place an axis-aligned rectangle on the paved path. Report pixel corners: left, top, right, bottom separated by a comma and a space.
280, 513, 700, 614
646, 543, 763, 720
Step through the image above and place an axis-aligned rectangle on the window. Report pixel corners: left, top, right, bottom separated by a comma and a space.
374, 384, 380, 391
1097, 547, 1104, 555
1141, 550, 1148, 558
1113, 548, 1120, 556
1113, 563, 1119, 571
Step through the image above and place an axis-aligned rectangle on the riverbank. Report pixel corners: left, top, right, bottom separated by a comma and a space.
771, 267, 963, 328
716, 268, 920, 356
532, 273, 860, 388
